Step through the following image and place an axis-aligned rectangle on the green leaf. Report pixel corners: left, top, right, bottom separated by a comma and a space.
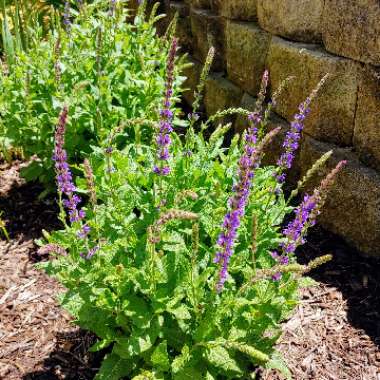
151, 341, 170, 371
172, 345, 203, 380
89, 338, 113, 353
94, 352, 134, 380
114, 320, 159, 359
206, 345, 243, 376
298, 276, 318, 288
122, 294, 152, 328
266, 352, 292, 380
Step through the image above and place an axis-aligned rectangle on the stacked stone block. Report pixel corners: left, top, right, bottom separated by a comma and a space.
162, 0, 380, 257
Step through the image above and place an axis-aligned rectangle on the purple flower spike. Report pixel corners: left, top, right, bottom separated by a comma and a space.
63, 1, 71, 32
153, 38, 178, 176
271, 160, 347, 280
81, 245, 99, 260
53, 106, 85, 225
214, 113, 263, 292
276, 98, 312, 183
77, 224, 91, 239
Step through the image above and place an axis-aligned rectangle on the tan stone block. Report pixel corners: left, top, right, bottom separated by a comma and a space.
226, 21, 271, 96
322, 0, 380, 66
190, 8, 226, 71
353, 66, 380, 171
234, 92, 257, 134
182, 56, 203, 106
166, 3, 192, 50
257, 0, 323, 43
169, 1, 190, 17
189, 0, 221, 12
220, 0, 257, 21
300, 136, 380, 257
204, 74, 243, 122
267, 37, 359, 146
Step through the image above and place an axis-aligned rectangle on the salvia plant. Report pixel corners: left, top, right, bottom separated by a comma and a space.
0, 0, 186, 190
38, 40, 346, 379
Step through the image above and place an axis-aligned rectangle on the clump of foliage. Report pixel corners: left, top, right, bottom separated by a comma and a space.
39, 40, 345, 379
0, 0, 185, 189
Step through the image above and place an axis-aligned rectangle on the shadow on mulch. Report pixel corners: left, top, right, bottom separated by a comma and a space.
0, 174, 61, 242
298, 225, 380, 349
22, 330, 104, 380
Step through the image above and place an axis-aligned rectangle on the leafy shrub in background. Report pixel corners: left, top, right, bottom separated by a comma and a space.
0, 0, 185, 190
38, 38, 346, 379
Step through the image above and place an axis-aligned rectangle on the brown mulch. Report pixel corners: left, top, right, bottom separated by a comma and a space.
0, 161, 379, 380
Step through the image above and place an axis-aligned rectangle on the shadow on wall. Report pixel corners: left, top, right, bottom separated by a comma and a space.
298, 225, 380, 348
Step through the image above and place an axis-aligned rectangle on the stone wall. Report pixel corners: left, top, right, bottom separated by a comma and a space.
161, 0, 380, 257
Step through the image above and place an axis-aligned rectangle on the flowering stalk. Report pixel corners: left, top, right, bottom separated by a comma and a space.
272, 160, 346, 279
53, 107, 86, 227
38, 244, 67, 256
80, 245, 99, 260
153, 38, 178, 176
83, 159, 97, 206
214, 118, 281, 292
63, 1, 71, 32
276, 75, 329, 183
54, 38, 61, 84
148, 209, 198, 244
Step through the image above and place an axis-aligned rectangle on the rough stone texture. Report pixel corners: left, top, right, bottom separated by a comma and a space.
257, 0, 323, 43
182, 57, 203, 106
220, 0, 257, 21
322, 0, 380, 66
353, 66, 380, 170
204, 74, 243, 123
226, 21, 271, 96
188, 0, 221, 13
167, 3, 193, 51
300, 137, 380, 257
267, 37, 359, 146
234, 92, 257, 134
169, 1, 190, 17
190, 8, 225, 71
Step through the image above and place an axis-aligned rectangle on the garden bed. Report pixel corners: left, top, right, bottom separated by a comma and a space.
0, 161, 379, 380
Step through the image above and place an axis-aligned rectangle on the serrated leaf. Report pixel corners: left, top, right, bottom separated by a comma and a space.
122, 294, 152, 328
89, 338, 113, 353
151, 341, 170, 371
114, 320, 159, 359
266, 352, 292, 380
206, 346, 243, 375
298, 276, 318, 288
94, 352, 134, 380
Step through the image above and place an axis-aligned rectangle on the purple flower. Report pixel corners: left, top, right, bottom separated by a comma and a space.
63, 1, 71, 31
153, 38, 178, 176
214, 114, 262, 292
53, 106, 85, 224
77, 224, 91, 239
270, 160, 346, 281
276, 99, 312, 183
282, 194, 318, 254
80, 245, 99, 260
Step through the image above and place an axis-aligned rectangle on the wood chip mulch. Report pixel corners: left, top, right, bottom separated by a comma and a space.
0, 161, 379, 380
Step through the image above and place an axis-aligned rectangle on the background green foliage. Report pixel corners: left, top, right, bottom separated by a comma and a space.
0, 0, 185, 190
